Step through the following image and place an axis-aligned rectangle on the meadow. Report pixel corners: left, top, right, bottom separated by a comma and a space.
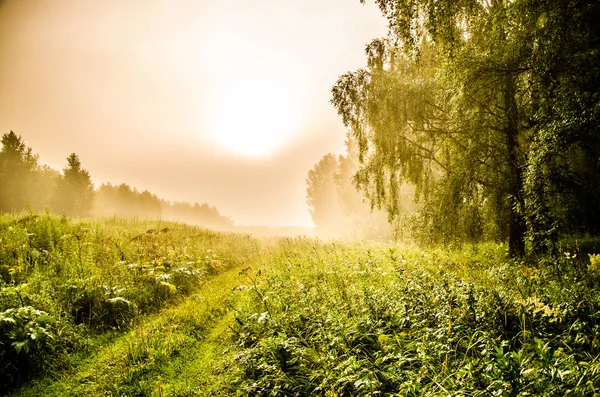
2, 213, 599, 396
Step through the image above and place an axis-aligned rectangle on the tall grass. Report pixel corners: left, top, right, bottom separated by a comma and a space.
226, 240, 600, 396
3, 213, 599, 396
0, 212, 256, 392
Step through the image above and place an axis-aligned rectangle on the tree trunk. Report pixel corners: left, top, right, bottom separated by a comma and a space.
504, 75, 526, 257
508, 202, 526, 257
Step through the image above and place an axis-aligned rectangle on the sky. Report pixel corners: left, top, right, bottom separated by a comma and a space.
0, 0, 387, 227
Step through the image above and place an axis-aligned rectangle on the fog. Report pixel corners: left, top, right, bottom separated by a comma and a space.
0, 0, 387, 228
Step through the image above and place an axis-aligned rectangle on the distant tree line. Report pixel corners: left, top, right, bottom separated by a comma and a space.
0, 131, 232, 229
327, 0, 600, 255
95, 183, 232, 229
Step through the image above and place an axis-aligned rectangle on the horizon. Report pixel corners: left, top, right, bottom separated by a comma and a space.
0, 0, 387, 227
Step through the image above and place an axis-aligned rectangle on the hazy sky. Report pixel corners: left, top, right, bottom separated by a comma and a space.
0, 0, 386, 227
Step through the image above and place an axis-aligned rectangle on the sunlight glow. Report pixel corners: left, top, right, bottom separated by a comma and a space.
204, 71, 299, 158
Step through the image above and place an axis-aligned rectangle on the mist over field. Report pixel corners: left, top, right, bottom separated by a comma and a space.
0, 0, 387, 230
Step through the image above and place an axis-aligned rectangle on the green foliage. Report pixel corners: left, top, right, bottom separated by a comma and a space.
227, 241, 600, 396
52, 153, 94, 217
0, 132, 232, 229
0, 303, 61, 389
0, 213, 255, 393
0, 131, 40, 213
4, 222, 600, 396
332, 0, 600, 255
0, 306, 54, 353
306, 139, 396, 239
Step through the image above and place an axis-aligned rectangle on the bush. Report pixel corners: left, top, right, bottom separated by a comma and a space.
0, 306, 55, 389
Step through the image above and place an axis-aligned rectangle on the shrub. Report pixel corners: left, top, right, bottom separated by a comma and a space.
0, 306, 55, 389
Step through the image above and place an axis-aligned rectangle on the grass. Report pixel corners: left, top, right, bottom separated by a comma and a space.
225, 240, 600, 396
14, 262, 248, 396
2, 213, 600, 396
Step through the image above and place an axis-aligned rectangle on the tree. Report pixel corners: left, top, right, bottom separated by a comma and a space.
94, 183, 161, 218
0, 131, 39, 212
306, 142, 396, 239
161, 200, 233, 230
306, 154, 346, 232
53, 153, 94, 217
335, 138, 399, 239
333, 0, 600, 255
30, 165, 61, 211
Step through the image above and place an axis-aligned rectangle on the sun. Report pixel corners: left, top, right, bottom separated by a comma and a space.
204, 75, 299, 158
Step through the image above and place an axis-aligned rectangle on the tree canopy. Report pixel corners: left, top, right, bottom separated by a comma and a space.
0, 131, 232, 229
332, 0, 600, 255
53, 153, 94, 217
306, 137, 396, 239
0, 131, 39, 212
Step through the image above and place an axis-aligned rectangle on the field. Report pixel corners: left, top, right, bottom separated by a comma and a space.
2, 214, 600, 396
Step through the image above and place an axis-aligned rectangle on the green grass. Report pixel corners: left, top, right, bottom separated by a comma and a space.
1, 213, 258, 394
224, 241, 600, 396
2, 213, 600, 396
12, 262, 249, 396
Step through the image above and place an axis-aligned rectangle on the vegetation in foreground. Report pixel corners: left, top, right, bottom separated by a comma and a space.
0, 213, 255, 394
229, 240, 600, 396
2, 213, 599, 396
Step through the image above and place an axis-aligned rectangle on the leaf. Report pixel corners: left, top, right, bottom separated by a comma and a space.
36, 314, 53, 325
257, 312, 269, 323
521, 368, 536, 376
11, 340, 30, 354
0, 316, 17, 325
159, 281, 177, 293
108, 297, 132, 306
